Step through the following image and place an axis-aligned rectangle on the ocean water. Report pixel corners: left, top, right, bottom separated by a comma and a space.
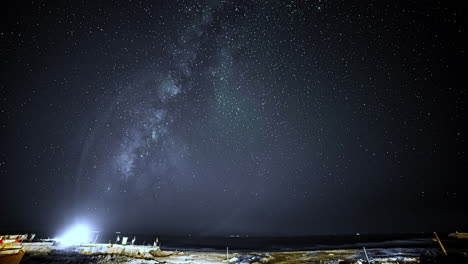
29, 232, 465, 252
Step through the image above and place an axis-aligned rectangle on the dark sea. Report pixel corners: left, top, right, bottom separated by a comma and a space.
25, 231, 467, 252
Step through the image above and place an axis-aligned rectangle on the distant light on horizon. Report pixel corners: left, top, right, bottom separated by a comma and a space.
56, 223, 93, 246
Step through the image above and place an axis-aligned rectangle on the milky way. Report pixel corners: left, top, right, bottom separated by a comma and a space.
1, 0, 466, 235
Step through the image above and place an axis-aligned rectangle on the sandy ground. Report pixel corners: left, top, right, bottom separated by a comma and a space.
21, 248, 424, 264
155, 250, 420, 264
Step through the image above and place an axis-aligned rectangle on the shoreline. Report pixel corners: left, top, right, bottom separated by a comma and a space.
2, 236, 465, 263
18, 243, 439, 263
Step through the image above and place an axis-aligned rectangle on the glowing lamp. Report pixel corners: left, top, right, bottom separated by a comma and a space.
56, 223, 93, 246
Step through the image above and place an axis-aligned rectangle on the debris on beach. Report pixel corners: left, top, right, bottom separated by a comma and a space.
354, 256, 419, 263
226, 253, 273, 264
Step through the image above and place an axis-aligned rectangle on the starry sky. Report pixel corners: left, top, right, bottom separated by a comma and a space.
1, 0, 466, 236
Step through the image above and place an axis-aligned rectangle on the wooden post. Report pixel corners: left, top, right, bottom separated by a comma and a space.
226, 246, 229, 260
363, 247, 370, 263
433, 232, 448, 256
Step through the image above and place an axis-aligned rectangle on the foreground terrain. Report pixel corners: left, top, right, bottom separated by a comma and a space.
19, 246, 451, 264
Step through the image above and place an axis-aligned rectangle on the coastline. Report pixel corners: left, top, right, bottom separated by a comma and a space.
19, 244, 435, 263
4, 234, 466, 263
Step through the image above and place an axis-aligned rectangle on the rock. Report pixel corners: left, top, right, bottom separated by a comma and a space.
149, 249, 173, 257
227, 256, 239, 263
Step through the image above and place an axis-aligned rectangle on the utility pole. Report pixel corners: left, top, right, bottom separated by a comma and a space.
93, 232, 100, 243
363, 247, 370, 263
433, 232, 448, 256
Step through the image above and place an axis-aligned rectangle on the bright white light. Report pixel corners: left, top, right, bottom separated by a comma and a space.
56, 223, 93, 246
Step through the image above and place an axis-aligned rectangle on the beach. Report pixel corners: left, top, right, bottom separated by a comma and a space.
19, 245, 436, 263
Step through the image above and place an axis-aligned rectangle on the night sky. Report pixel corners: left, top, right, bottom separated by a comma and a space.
1, 0, 466, 236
